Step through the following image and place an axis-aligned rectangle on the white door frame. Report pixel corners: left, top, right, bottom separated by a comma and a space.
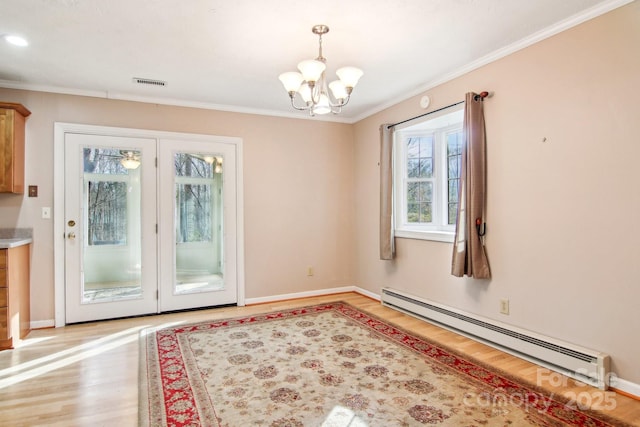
53, 122, 245, 327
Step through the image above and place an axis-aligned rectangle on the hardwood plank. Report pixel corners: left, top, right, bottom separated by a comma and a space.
0, 293, 637, 426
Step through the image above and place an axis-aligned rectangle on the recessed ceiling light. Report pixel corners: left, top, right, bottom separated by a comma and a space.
4, 35, 29, 47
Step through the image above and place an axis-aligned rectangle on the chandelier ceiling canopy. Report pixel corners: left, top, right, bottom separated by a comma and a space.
279, 25, 363, 117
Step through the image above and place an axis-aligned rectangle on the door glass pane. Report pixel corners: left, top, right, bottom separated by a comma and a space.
174, 153, 224, 294
82, 148, 142, 302
87, 181, 127, 246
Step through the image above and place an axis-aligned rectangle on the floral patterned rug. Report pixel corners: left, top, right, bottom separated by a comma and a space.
139, 302, 627, 426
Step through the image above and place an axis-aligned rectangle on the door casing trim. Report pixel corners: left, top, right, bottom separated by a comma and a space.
53, 122, 245, 327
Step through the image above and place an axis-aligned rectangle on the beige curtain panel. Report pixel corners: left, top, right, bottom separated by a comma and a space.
451, 93, 491, 279
379, 124, 395, 260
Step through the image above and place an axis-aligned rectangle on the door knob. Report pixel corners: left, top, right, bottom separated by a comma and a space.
67, 232, 76, 240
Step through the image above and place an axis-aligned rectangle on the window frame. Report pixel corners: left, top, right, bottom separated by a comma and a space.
393, 107, 463, 243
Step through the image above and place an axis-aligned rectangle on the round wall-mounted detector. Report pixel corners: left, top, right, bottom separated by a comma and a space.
420, 95, 430, 109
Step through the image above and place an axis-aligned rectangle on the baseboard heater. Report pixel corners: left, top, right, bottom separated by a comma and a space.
381, 287, 610, 389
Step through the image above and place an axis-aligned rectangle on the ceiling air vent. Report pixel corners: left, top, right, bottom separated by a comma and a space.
132, 77, 167, 87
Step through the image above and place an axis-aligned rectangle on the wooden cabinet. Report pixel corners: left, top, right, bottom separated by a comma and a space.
0, 244, 31, 349
0, 102, 31, 194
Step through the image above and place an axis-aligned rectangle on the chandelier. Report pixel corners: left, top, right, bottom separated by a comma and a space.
278, 25, 363, 116
120, 151, 141, 170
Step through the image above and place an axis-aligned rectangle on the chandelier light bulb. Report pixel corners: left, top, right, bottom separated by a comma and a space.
313, 93, 332, 115
298, 83, 313, 104
278, 72, 304, 93
297, 59, 326, 84
329, 80, 348, 101
336, 66, 363, 89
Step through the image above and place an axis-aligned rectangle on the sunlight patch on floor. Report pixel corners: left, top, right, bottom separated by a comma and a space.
11, 335, 54, 348
321, 405, 368, 426
0, 321, 184, 389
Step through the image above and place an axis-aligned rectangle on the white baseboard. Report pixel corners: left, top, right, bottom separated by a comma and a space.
31, 319, 55, 329
244, 285, 380, 305
610, 376, 640, 399
31, 287, 379, 328
353, 286, 381, 301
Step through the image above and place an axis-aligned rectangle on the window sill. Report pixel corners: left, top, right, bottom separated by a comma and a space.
395, 229, 454, 243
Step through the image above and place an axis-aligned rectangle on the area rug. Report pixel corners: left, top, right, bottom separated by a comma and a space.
139, 302, 628, 426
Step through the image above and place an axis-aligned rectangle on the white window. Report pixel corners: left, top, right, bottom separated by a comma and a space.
393, 107, 463, 242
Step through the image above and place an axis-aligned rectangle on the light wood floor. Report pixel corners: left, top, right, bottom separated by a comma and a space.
0, 293, 638, 426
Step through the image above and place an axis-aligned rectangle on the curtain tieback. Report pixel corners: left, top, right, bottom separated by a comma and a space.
475, 218, 486, 237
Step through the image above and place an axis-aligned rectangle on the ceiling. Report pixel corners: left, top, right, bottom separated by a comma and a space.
0, 0, 627, 123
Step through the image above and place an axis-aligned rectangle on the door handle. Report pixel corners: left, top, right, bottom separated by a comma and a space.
67, 232, 76, 240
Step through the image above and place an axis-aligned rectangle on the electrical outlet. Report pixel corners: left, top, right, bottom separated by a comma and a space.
500, 299, 510, 315
307, 267, 314, 277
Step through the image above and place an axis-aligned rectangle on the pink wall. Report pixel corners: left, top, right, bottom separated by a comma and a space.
0, 90, 356, 324
353, 2, 640, 384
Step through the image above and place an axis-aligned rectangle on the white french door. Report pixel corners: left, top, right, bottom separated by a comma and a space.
158, 139, 237, 312
60, 126, 241, 324
64, 133, 158, 323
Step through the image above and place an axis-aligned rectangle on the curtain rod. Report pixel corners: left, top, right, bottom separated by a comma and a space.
387, 91, 489, 129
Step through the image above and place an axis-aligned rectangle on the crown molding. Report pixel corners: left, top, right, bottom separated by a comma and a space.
351, 0, 634, 123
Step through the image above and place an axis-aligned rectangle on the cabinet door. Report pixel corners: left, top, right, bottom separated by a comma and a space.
0, 109, 14, 192
0, 287, 7, 306
0, 308, 8, 340
0, 247, 7, 340
0, 108, 26, 193
0, 249, 6, 341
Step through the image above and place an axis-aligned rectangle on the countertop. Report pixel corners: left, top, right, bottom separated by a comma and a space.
0, 228, 33, 249
0, 238, 33, 249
